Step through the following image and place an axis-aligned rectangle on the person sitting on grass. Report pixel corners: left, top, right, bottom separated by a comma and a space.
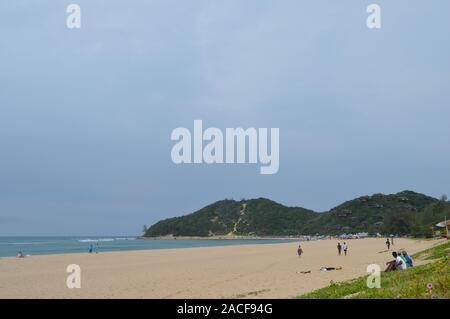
395, 251, 407, 270
385, 251, 406, 272
402, 250, 413, 268
399, 250, 408, 267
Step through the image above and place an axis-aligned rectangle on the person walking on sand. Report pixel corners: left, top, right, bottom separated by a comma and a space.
297, 244, 303, 257
391, 236, 394, 246
343, 242, 348, 256
337, 242, 342, 256
386, 238, 390, 250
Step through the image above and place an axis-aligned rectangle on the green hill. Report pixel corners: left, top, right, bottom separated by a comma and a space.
308, 191, 442, 236
144, 191, 449, 237
144, 198, 316, 237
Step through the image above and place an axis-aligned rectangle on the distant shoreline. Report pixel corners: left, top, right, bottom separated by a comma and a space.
139, 236, 301, 240
138, 235, 374, 241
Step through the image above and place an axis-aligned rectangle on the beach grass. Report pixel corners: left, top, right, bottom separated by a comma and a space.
297, 240, 450, 299
412, 240, 450, 260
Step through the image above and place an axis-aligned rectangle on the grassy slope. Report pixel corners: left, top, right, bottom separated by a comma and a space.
297, 241, 450, 299
412, 241, 450, 260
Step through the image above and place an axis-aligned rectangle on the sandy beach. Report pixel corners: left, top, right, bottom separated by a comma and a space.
0, 238, 442, 299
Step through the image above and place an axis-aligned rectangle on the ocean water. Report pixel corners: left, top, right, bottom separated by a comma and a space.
0, 237, 296, 257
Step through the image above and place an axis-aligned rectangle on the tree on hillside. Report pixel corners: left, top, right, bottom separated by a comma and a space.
433, 199, 446, 216
441, 194, 448, 202
383, 213, 411, 236
142, 225, 148, 234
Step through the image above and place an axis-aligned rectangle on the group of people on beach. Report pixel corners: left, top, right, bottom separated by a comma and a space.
337, 242, 348, 256
88, 243, 100, 254
382, 237, 414, 271
297, 237, 414, 273
297, 241, 349, 257
293, 237, 416, 278
385, 250, 413, 271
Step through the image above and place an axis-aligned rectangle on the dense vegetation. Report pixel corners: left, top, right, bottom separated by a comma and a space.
144, 191, 450, 237
297, 241, 450, 299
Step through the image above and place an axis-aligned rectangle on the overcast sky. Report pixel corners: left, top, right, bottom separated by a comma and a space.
1, 1, 449, 236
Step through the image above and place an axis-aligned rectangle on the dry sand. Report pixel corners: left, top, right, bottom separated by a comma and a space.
0, 238, 442, 299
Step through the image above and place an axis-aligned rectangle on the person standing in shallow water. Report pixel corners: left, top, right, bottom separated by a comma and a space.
337, 242, 342, 256
343, 242, 348, 256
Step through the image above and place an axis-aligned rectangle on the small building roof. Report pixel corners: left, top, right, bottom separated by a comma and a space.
436, 220, 450, 227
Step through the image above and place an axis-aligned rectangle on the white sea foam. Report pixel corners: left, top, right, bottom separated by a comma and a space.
78, 238, 115, 243
4, 242, 58, 245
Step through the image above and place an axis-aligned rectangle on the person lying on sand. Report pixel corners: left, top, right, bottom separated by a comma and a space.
320, 266, 342, 271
